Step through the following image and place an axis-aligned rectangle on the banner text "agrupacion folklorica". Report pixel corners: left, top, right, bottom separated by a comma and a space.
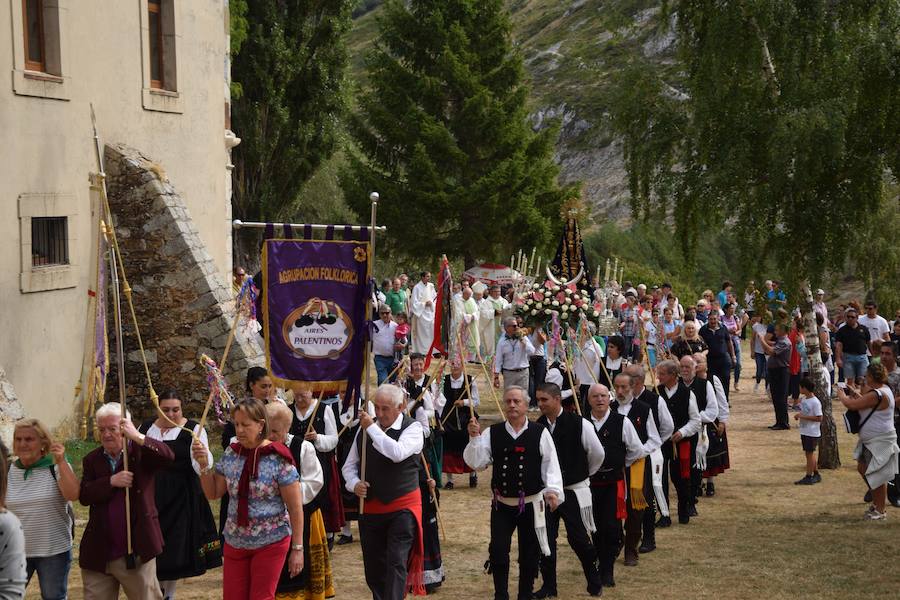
278, 267, 359, 285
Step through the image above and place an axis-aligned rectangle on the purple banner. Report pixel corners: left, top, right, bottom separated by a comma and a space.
263, 239, 370, 393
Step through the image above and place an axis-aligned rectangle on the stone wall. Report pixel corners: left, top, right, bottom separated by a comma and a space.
103, 144, 262, 419
0, 366, 25, 447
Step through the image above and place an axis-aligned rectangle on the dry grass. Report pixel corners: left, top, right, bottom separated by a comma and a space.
38, 348, 899, 599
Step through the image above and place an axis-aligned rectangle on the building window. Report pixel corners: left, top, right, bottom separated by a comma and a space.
12, 0, 69, 100
148, 0, 164, 88
18, 193, 77, 293
31, 217, 69, 267
141, 0, 181, 112
23, 0, 45, 72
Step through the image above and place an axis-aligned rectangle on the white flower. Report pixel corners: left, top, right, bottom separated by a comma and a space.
573, 294, 580, 301
593, 310, 600, 318
564, 297, 572, 304
552, 286, 560, 292
564, 288, 572, 295
531, 309, 538, 316
561, 312, 569, 319
552, 300, 559, 307
544, 309, 551, 315
544, 291, 551, 298
561, 305, 569, 312
533, 283, 540, 290
536, 302, 543, 309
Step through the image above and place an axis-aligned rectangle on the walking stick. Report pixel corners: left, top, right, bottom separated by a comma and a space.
455, 330, 476, 422
305, 389, 327, 435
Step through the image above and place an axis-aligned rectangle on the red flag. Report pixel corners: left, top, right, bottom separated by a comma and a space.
425, 256, 452, 369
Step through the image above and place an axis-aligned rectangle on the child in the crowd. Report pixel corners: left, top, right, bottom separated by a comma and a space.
393, 312, 410, 363
794, 377, 823, 485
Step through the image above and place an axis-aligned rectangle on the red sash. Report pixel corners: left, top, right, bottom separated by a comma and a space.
677, 439, 692, 479
616, 479, 627, 520
364, 489, 426, 596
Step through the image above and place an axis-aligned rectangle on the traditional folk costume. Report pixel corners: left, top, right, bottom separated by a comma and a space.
535, 409, 605, 597
290, 399, 346, 535
342, 415, 426, 599
588, 410, 646, 588
684, 376, 719, 503
464, 421, 563, 600
435, 372, 479, 488
139, 420, 221, 598
406, 373, 441, 486
656, 382, 701, 524
634, 387, 674, 550
411, 421, 446, 593
277, 435, 334, 600
544, 361, 576, 412
411, 280, 437, 354
573, 339, 600, 413
701, 374, 731, 493
610, 396, 660, 565
597, 355, 624, 393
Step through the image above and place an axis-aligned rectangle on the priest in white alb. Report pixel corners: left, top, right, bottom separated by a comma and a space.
411, 271, 437, 355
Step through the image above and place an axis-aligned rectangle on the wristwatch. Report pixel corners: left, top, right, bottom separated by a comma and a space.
291, 543, 304, 552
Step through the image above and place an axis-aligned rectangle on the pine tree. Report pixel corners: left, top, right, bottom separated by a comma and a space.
231, 0, 354, 224
342, 0, 574, 267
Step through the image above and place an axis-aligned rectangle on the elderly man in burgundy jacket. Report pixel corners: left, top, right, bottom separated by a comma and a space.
80, 402, 174, 599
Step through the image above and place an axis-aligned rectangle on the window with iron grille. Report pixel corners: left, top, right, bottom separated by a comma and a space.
31, 216, 69, 267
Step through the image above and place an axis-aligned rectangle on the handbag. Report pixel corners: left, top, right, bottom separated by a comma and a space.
844, 390, 881, 434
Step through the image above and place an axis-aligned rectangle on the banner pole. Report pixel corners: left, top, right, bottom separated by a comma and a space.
360, 191, 379, 516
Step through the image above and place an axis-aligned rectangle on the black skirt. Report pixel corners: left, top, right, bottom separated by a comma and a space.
140, 420, 222, 580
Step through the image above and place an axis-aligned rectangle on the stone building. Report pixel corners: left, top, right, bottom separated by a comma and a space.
0, 1, 255, 432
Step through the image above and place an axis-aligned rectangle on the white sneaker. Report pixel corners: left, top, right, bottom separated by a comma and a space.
754, 382, 760, 393
865, 509, 887, 521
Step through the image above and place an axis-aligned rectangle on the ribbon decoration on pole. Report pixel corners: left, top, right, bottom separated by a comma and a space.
262, 238, 371, 399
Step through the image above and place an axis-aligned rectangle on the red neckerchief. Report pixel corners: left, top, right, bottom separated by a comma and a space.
229, 441, 295, 526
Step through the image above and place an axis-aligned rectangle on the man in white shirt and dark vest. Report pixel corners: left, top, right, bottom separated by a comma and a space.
655, 360, 701, 525
587, 383, 646, 588
679, 355, 718, 508
610, 373, 660, 566
342, 384, 426, 600
435, 359, 479, 489
534, 383, 605, 598
625, 364, 674, 553
464, 387, 563, 600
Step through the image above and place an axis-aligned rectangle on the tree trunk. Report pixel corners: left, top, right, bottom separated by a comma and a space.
800, 284, 841, 468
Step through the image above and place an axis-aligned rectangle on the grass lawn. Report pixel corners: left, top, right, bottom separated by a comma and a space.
37, 347, 899, 599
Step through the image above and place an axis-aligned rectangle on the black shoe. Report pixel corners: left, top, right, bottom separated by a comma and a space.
768, 424, 780, 430
864, 490, 873, 503
470, 473, 478, 488
532, 588, 557, 599
444, 480, 454, 490
587, 583, 603, 597
327, 536, 334, 552
889, 497, 900, 508
795, 475, 815, 485
706, 481, 716, 496
812, 472, 822, 483
639, 541, 656, 553
336, 534, 353, 545
601, 571, 615, 588
693, 485, 704, 499
688, 505, 698, 517
656, 516, 672, 528
774, 424, 791, 430
678, 515, 690, 525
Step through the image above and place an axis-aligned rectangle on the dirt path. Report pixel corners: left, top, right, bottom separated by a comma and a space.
42, 350, 898, 599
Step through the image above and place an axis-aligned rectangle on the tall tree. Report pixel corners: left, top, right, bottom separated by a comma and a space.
231, 0, 354, 225
608, 1, 900, 467
342, 0, 574, 267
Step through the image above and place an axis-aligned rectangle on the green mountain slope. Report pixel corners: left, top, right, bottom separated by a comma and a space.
347, 0, 677, 221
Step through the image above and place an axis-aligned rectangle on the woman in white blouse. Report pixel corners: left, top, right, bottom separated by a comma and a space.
267, 402, 333, 600
7, 419, 77, 599
139, 390, 222, 599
